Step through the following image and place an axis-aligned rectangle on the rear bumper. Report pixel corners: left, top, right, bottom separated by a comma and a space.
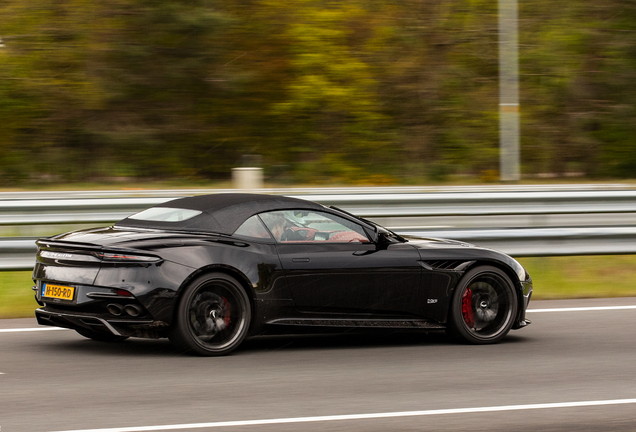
35, 308, 167, 338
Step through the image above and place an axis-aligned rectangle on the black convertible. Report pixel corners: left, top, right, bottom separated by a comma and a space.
33, 193, 532, 355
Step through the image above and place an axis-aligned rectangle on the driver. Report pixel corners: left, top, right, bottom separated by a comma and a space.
261, 212, 287, 241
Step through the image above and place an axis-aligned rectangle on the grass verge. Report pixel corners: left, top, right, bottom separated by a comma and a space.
2, 255, 636, 318
0, 271, 38, 319
517, 255, 636, 300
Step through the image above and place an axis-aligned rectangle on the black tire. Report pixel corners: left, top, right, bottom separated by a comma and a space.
169, 273, 251, 356
447, 266, 518, 344
75, 328, 129, 342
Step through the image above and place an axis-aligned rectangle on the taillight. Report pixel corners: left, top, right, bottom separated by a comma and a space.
39, 250, 101, 262
95, 252, 161, 262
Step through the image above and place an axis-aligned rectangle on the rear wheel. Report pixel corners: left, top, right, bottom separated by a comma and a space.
169, 273, 251, 356
448, 266, 518, 344
75, 328, 129, 342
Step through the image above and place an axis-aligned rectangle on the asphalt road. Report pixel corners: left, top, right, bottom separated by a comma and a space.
1, 298, 635, 432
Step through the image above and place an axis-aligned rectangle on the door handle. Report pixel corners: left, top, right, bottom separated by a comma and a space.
292, 258, 310, 263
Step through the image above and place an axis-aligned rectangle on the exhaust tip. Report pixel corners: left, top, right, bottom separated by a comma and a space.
107, 303, 123, 316
124, 304, 142, 317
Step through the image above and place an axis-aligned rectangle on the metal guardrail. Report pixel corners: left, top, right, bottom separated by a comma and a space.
2, 184, 636, 270
0, 238, 36, 271
4, 187, 636, 225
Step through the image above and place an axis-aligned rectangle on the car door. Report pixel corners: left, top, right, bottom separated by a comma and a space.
259, 209, 425, 316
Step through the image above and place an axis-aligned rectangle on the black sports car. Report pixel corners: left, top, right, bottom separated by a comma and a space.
32, 193, 532, 355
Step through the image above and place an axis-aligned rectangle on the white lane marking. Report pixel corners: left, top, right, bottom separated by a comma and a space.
0, 327, 69, 333
49, 398, 636, 432
528, 305, 636, 313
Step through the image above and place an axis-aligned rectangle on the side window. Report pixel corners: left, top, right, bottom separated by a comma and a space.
233, 215, 272, 240
259, 210, 369, 243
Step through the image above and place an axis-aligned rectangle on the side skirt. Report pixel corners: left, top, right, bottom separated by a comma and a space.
266, 318, 445, 329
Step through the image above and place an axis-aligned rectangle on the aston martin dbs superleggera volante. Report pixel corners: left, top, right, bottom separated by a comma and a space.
33, 193, 532, 355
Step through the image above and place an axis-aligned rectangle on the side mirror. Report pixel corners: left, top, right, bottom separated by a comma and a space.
377, 231, 391, 244
364, 225, 380, 243
374, 227, 400, 244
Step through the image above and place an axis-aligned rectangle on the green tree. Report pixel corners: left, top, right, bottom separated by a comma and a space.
257, 0, 392, 183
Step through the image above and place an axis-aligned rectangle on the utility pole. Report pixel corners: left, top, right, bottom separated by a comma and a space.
498, 0, 520, 181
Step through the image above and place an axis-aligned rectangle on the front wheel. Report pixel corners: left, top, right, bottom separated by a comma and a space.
169, 273, 251, 356
447, 266, 518, 344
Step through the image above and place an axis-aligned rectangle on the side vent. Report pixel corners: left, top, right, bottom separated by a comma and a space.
422, 260, 469, 271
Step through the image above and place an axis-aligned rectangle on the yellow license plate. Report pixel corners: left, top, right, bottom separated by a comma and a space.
42, 283, 75, 301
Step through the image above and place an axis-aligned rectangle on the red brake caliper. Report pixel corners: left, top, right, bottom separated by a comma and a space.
222, 297, 231, 326
461, 288, 474, 328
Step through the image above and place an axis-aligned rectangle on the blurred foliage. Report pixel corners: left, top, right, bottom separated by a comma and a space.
1, 0, 636, 185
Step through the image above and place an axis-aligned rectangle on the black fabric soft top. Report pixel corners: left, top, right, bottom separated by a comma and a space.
115, 193, 326, 235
